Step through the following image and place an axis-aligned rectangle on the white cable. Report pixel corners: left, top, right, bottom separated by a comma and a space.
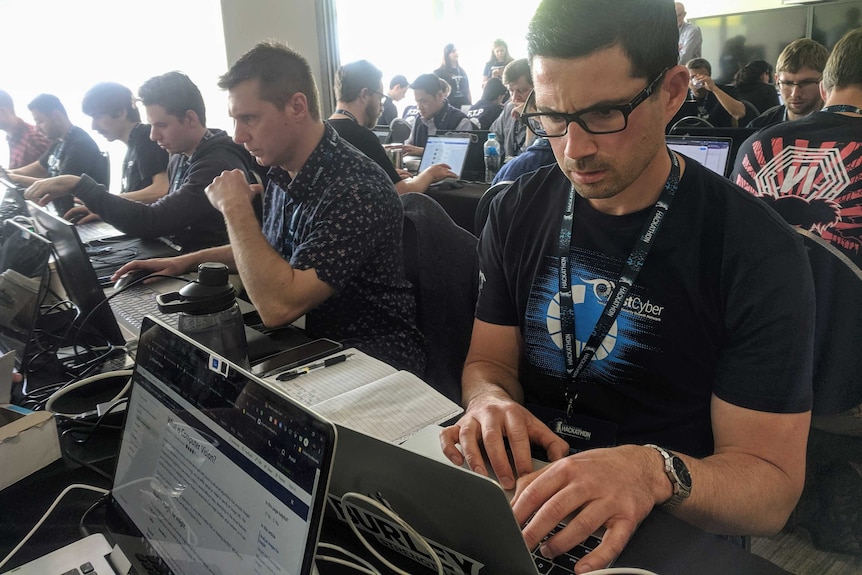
317, 542, 381, 574
45, 370, 133, 415
341, 492, 444, 575
584, 568, 661, 575
0, 483, 110, 570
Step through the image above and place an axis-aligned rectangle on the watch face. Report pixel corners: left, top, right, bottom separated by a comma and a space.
671, 457, 692, 489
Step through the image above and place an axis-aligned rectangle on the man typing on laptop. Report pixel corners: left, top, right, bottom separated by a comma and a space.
23, 72, 256, 253
440, 1, 814, 573
112, 42, 425, 377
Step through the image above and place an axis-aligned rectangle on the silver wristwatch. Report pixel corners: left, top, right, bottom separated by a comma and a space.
645, 444, 692, 509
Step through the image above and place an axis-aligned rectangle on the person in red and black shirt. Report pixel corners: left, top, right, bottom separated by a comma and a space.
0, 89, 51, 169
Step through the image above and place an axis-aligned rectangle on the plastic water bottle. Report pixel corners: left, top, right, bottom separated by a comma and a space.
484, 132, 501, 183
156, 262, 249, 368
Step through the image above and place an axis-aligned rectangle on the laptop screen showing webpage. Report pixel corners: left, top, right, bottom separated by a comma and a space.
109, 317, 336, 575
665, 136, 733, 177
419, 135, 471, 178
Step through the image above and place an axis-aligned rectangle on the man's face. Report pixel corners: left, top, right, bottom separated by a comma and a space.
90, 112, 126, 142
777, 67, 823, 119
229, 78, 295, 168
533, 46, 668, 206
687, 66, 709, 97
31, 110, 63, 139
392, 85, 408, 101
363, 85, 384, 129
0, 107, 14, 132
414, 89, 444, 119
507, 76, 534, 108
146, 104, 195, 155
675, 3, 686, 27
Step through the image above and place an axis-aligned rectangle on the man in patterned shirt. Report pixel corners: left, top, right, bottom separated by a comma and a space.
113, 41, 425, 375
0, 89, 50, 169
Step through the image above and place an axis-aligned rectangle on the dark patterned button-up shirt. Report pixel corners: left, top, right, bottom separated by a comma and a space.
261, 122, 425, 375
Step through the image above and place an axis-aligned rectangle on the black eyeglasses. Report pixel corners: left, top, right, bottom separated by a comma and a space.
776, 79, 821, 89
519, 69, 668, 137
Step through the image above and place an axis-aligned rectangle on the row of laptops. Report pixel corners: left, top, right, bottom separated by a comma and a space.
417, 131, 738, 183
4, 316, 600, 575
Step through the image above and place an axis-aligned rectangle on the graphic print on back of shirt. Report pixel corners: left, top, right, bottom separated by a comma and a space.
524, 249, 665, 386
735, 137, 862, 269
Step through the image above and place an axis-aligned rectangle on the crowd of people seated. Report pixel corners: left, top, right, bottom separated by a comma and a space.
1, 0, 861, 566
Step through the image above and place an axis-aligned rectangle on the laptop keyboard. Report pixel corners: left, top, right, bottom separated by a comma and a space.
531, 524, 603, 574
59, 562, 97, 575
77, 221, 124, 244
111, 285, 177, 333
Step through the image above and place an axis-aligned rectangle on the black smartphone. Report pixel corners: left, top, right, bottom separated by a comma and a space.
250, 338, 343, 377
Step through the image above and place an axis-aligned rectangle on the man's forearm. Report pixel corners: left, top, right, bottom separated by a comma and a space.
712, 86, 746, 120
462, 359, 525, 407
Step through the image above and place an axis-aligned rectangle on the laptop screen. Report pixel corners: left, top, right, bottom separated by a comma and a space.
110, 317, 336, 575
419, 135, 471, 178
665, 135, 733, 177
0, 220, 51, 369
28, 201, 125, 346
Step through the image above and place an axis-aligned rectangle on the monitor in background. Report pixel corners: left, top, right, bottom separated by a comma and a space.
28, 201, 125, 346
666, 126, 758, 170
666, 135, 733, 178
0, 220, 52, 370
419, 135, 471, 180
372, 126, 390, 144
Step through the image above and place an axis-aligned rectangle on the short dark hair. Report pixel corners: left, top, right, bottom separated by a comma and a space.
481, 77, 508, 102
139, 72, 206, 125
776, 38, 829, 75
82, 82, 141, 123
686, 58, 712, 75
823, 28, 862, 92
218, 40, 321, 121
0, 90, 13, 111
389, 74, 408, 89
28, 93, 66, 116
527, 0, 678, 81
502, 58, 532, 86
335, 60, 383, 103
410, 73, 443, 96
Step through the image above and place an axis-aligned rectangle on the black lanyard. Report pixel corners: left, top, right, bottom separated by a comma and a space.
558, 150, 680, 416
335, 109, 358, 124
171, 157, 191, 193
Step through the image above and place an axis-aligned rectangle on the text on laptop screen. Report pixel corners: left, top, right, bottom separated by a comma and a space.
111, 318, 335, 575
665, 136, 732, 177
419, 136, 471, 177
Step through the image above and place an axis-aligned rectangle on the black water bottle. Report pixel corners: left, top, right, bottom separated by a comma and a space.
156, 262, 249, 368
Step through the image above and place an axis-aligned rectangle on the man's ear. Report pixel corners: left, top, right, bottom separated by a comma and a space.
820, 82, 828, 103
182, 110, 198, 125
663, 65, 691, 121
287, 92, 309, 121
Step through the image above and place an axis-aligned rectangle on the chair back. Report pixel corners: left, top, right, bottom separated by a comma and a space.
474, 181, 513, 236
389, 118, 412, 145
402, 193, 479, 403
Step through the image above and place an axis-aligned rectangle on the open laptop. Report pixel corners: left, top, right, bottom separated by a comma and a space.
666, 126, 758, 172
443, 129, 489, 183
327, 424, 607, 574
665, 135, 734, 177
419, 135, 472, 184
0, 220, 52, 372
4, 316, 337, 575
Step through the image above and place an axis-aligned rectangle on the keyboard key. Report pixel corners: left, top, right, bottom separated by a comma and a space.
80, 562, 95, 574
534, 555, 554, 573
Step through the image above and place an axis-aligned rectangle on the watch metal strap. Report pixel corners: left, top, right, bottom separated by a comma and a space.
645, 443, 690, 510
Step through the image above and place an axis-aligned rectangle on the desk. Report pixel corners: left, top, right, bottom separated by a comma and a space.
0, 438, 791, 575
426, 182, 487, 235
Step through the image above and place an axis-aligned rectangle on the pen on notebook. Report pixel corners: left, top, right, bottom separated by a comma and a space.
276, 353, 354, 381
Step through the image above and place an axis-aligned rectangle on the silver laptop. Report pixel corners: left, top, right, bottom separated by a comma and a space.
3, 316, 337, 575
665, 135, 733, 177
419, 135, 472, 183
327, 424, 607, 574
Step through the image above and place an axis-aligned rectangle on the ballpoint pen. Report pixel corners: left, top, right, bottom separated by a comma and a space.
277, 353, 354, 381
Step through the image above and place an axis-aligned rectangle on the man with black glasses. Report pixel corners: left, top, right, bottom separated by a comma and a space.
748, 38, 829, 129
440, 0, 815, 571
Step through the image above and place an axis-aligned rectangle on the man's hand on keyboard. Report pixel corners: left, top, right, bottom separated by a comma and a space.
64, 205, 101, 225
112, 255, 191, 284
510, 445, 666, 574
24, 174, 80, 205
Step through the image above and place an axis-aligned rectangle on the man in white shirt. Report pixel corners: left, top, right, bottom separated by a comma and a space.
676, 2, 702, 65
